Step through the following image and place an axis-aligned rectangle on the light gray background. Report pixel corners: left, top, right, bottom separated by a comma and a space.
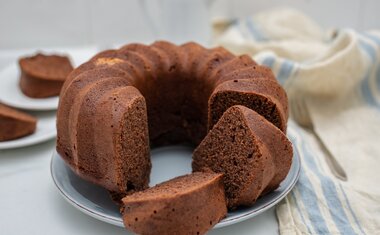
0, 1, 378, 235
0, 0, 379, 49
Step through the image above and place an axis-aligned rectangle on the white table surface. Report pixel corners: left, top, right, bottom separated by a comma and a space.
0, 50, 279, 235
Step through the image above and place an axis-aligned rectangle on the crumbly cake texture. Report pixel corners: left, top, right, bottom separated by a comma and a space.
193, 105, 293, 209
19, 53, 73, 98
0, 104, 37, 141
56, 41, 288, 197
121, 172, 227, 235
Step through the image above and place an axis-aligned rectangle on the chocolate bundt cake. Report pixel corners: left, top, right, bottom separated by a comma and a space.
193, 105, 293, 209
19, 53, 73, 98
56, 41, 288, 198
0, 104, 37, 141
121, 172, 227, 235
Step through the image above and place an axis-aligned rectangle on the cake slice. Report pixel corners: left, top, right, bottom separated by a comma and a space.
0, 104, 37, 141
121, 172, 227, 235
208, 78, 288, 133
193, 105, 292, 209
58, 84, 151, 196
19, 53, 73, 98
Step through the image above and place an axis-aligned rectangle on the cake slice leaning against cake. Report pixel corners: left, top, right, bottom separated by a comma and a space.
0, 103, 37, 141
121, 172, 227, 235
193, 105, 293, 209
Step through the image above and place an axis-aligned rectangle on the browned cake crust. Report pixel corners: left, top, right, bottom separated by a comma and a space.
56, 41, 288, 197
193, 105, 293, 209
121, 172, 227, 235
0, 104, 37, 141
19, 53, 73, 98
60, 83, 151, 194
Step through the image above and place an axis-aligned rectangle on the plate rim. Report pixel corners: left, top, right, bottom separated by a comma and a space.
50, 139, 301, 229
0, 110, 57, 149
0, 130, 56, 150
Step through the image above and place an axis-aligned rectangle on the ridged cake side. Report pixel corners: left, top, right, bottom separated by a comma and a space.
56, 41, 289, 197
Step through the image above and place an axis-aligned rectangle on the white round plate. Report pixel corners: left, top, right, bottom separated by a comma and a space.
0, 48, 98, 111
51, 127, 301, 229
0, 63, 60, 110
0, 111, 56, 149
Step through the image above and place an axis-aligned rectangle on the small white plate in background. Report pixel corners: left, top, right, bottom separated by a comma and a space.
0, 63, 60, 110
0, 110, 56, 149
0, 48, 98, 111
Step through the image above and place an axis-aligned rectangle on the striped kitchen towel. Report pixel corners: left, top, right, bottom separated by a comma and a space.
213, 8, 380, 235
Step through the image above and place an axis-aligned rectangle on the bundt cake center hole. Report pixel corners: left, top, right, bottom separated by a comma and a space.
149, 145, 193, 186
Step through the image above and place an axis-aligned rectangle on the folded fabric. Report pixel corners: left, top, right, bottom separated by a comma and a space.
213, 8, 380, 235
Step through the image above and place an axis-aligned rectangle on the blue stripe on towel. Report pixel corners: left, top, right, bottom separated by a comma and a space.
245, 18, 267, 41
277, 59, 295, 86
288, 129, 331, 234
362, 33, 380, 94
360, 71, 378, 107
377, 64, 380, 93
236, 20, 251, 40
358, 38, 380, 108
338, 184, 367, 235
359, 39, 377, 62
290, 126, 356, 235
290, 190, 314, 234
260, 55, 275, 68
259, 55, 294, 85
301, 140, 357, 235
230, 18, 238, 27
363, 33, 380, 46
